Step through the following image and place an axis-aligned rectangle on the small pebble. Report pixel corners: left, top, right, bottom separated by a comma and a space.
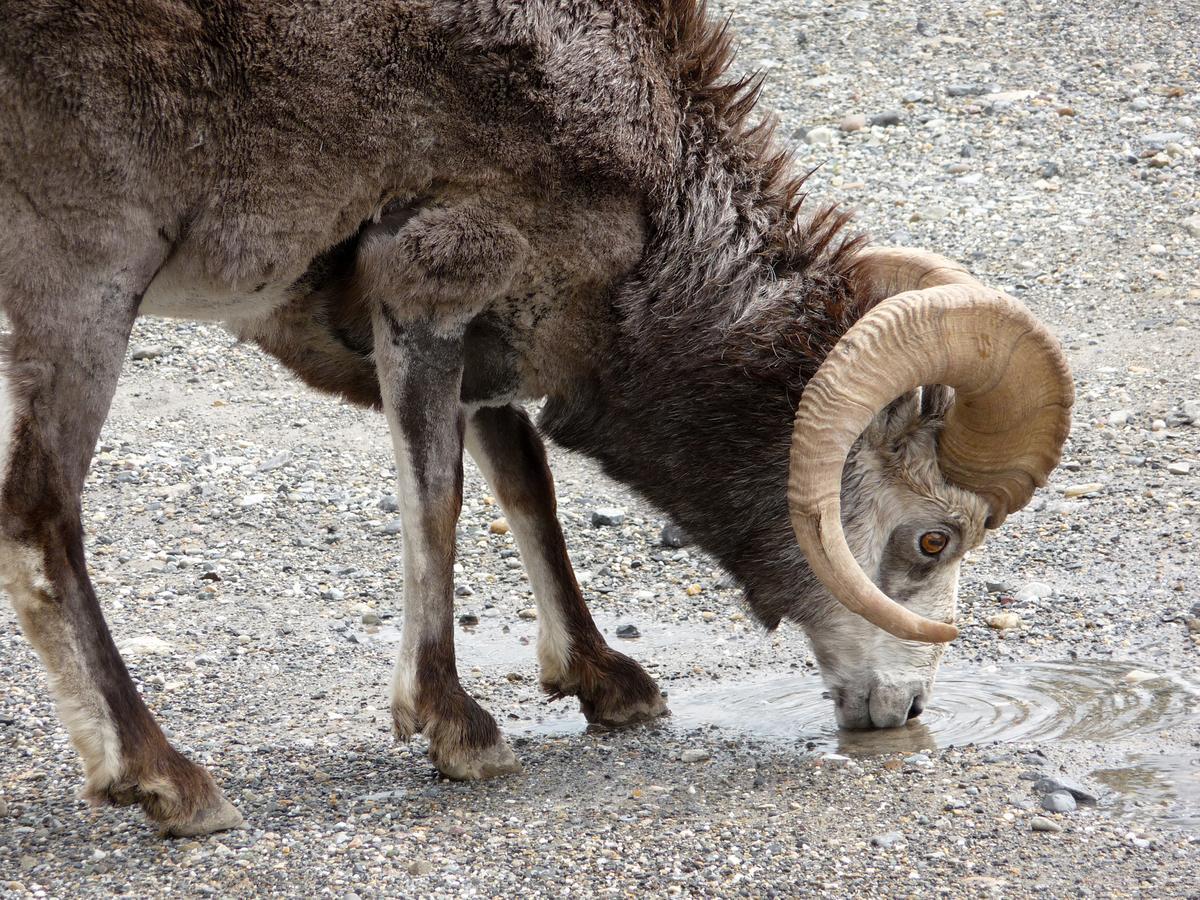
870, 831, 903, 849
839, 113, 867, 132
1166, 462, 1191, 476
804, 126, 836, 146
591, 507, 625, 527
681, 748, 711, 763
489, 518, 510, 535
131, 345, 165, 360
987, 612, 1022, 630
661, 523, 690, 548
869, 110, 902, 127
1041, 791, 1077, 813
1031, 817, 1062, 833
615, 623, 641, 639
518, 608, 537, 620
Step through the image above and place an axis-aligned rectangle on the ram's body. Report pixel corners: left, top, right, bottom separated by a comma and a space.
0, 1, 1070, 838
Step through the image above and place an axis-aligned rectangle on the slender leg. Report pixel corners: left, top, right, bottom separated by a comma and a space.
466, 405, 667, 726
372, 312, 521, 780
0, 262, 241, 836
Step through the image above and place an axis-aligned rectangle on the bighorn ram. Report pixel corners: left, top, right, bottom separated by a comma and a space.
0, 0, 1073, 836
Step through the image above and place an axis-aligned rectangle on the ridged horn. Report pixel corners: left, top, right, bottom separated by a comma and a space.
788, 247, 1074, 643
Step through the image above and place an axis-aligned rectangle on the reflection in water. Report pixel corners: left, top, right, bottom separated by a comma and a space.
837, 721, 936, 756
512, 659, 1200, 828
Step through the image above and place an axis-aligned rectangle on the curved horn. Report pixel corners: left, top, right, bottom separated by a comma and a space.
788, 247, 1073, 644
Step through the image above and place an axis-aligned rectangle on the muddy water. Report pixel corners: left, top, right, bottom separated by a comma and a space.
353, 618, 1200, 827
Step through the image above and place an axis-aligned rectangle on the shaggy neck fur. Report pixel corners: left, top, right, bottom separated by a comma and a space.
541, 118, 876, 630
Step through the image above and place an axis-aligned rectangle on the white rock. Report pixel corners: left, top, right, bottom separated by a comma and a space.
839, 113, 867, 132
118, 635, 176, 657
1062, 482, 1104, 498
1017, 582, 1054, 601
804, 126, 836, 146
1166, 461, 1191, 475
1181, 215, 1200, 239
987, 612, 1023, 630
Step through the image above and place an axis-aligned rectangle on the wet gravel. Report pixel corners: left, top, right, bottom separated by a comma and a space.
2, 0, 1199, 896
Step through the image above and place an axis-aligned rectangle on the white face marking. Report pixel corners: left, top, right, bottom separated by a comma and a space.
802, 397, 988, 729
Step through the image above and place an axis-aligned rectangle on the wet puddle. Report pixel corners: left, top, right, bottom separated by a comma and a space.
518, 658, 1200, 829
346, 618, 1200, 827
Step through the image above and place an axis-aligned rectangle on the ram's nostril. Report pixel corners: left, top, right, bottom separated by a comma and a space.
907, 697, 925, 720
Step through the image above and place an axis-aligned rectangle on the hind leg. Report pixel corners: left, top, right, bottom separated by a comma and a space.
0, 250, 241, 836
465, 405, 667, 726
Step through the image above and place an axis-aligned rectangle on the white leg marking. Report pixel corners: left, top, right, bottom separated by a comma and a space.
508, 507, 573, 681
0, 541, 123, 794
383, 413, 432, 733
463, 427, 573, 683
0, 366, 123, 794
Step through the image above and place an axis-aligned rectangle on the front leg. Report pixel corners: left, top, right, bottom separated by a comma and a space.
371, 312, 520, 780
466, 405, 667, 726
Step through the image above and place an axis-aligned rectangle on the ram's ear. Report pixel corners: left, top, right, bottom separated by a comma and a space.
857, 388, 922, 456
920, 384, 955, 421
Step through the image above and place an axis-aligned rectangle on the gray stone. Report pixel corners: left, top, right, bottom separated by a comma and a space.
1030, 816, 1062, 833
131, 345, 165, 360
870, 110, 902, 127
1182, 216, 1200, 239
591, 507, 626, 527
378, 494, 399, 512
382, 519, 403, 535
946, 83, 984, 97
681, 748, 711, 763
257, 451, 292, 472
1033, 776, 1098, 804
1041, 791, 1077, 813
616, 623, 641, 639
455, 584, 475, 597
870, 831, 903, 849
1166, 461, 1191, 476
661, 523, 690, 548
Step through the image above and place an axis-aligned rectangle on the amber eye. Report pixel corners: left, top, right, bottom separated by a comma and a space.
919, 531, 949, 556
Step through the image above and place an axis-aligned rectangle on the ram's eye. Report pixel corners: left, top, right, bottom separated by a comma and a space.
919, 531, 949, 556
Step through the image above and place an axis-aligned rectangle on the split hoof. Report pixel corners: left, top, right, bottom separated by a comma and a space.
161, 792, 244, 838
431, 737, 523, 781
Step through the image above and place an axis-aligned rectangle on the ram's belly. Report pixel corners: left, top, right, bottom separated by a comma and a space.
141, 254, 299, 322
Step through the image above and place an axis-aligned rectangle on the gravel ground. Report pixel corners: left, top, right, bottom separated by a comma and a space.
3, 0, 1199, 896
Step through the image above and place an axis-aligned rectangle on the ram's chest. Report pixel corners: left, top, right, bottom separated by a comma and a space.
213, 186, 646, 410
